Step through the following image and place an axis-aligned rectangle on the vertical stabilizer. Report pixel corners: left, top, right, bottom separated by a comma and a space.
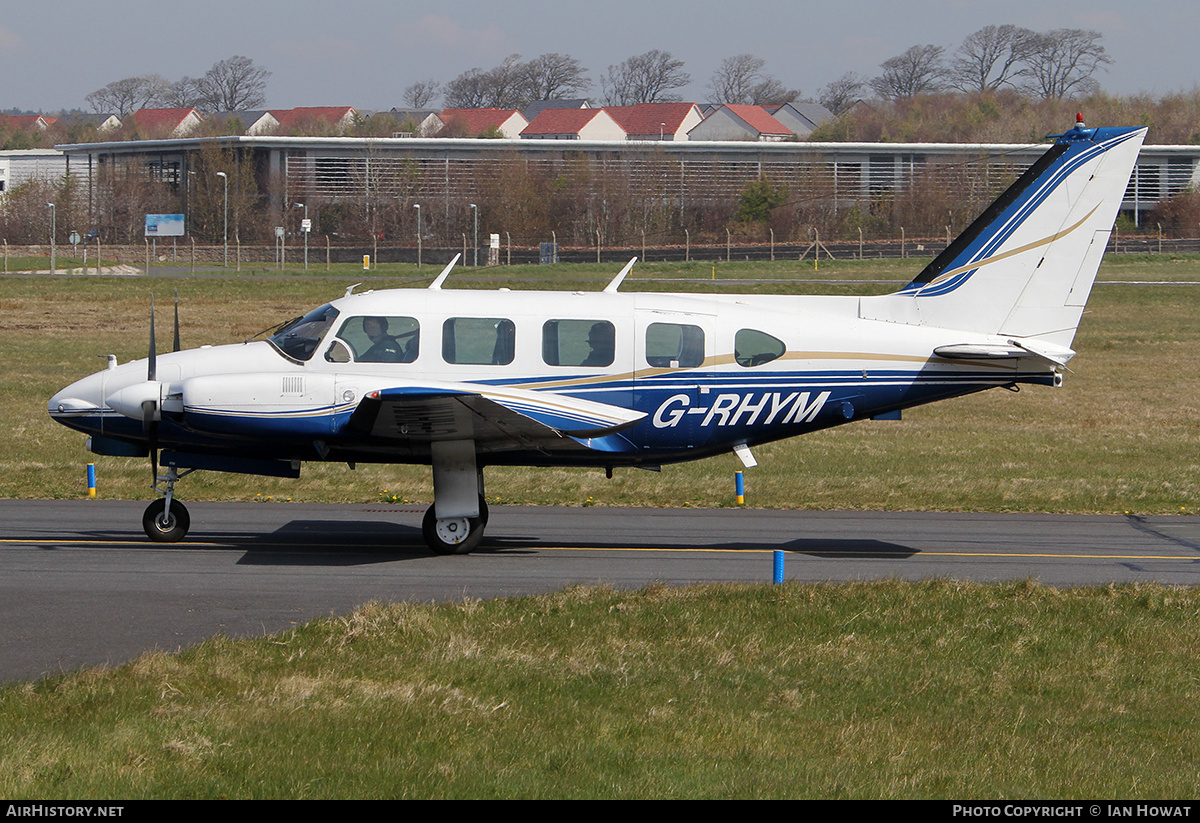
860, 123, 1146, 347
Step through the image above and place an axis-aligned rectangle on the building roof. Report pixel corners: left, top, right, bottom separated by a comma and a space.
521, 108, 621, 136
132, 108, 202, 135
603, 103, 699, 137
720, 104, 791, 137
272, 107, 357, 130
767, 102, 834, 133
0, 115, 52, 130
521, 99, 591, 122
439, 108, 523, 135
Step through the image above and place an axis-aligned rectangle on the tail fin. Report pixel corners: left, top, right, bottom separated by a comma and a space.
860, 123, 1146, 348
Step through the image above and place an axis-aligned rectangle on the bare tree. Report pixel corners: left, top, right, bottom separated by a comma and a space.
480, 54, 533, 109
403, 80, 442, 108
444, 68, 489, 109
525, 53, 590, 100
195, 56, 271, 111
870, 45, 947, 99
1021, 29, 1113, 99
85, 74, 170, 115
818, 72, 867, 114
444, 56, 537, 110
602, 50, 690, 105
161, 76, 204, 109
708, 54, 798, 105
948, 25, 1037, 92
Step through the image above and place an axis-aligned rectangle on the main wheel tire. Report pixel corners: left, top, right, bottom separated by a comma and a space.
142, 498, 190, 543
422, 496, 486, 555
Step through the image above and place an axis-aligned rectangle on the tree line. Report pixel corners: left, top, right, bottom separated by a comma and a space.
70, 23, 1116, 121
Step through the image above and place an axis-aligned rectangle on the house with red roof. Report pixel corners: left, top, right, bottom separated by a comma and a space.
603, 103, 703, 141
270, 107, 358, 135
132, 108, 204, 137
0, 115, 54, 132
439, 109, 527, 138
687, 104, 793, 142
520, 108, 625, 141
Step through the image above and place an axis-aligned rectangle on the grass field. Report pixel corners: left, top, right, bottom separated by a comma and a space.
5, 254, 1200, 513
4, 580, 1200, 799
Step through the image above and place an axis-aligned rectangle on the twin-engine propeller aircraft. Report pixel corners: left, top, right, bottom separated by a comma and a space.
50, 119, 1145, 553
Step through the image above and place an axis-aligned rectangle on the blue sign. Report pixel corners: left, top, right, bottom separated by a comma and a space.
145, 214, 185, 237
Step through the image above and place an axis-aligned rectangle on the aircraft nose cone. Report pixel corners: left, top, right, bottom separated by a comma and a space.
48, 394, 102, 415
48, 372, 108, 419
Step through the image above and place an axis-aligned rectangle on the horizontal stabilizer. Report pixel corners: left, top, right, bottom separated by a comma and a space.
934, 337, 1075, 366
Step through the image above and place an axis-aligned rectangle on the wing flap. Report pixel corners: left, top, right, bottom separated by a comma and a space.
344, 381, 644, 452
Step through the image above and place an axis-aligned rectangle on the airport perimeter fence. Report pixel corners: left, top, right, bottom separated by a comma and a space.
7, 233, 1200, 272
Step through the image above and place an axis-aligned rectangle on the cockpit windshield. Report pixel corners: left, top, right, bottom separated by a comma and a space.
267, 304, 340, 362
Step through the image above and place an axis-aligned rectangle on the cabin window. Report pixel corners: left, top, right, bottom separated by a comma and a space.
543, 320, 614, 367
645, 322, 704, 368
443, 317, 516, 365
735, 328, 785, 367
267, 304, 339, 362
334, 315, 420, 363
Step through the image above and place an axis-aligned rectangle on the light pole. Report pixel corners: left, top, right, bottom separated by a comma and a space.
293, 202, 308, 270
216, 172, 228, 267
413, 204, 421, 268
46, 202, 55, 274
469, 203, 478, 267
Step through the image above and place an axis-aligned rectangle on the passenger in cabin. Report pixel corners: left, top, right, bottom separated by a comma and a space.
360, 316, 404, 362
582, 322, 615, 367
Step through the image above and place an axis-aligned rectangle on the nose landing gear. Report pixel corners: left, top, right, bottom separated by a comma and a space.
143, 462, 194, 543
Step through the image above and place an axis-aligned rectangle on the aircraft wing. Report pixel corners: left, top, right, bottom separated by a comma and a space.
345, 381, 645, 452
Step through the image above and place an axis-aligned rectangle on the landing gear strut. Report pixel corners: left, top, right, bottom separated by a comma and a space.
423, 440, 487, 554
143, 462, 194, 543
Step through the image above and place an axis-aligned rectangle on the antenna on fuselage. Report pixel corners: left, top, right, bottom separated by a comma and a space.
603, 257, 638, 293
427, 254, 462, 290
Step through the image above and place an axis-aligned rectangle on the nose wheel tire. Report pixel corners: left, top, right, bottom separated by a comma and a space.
422, 496, 487, 555
143, 498, 190, 543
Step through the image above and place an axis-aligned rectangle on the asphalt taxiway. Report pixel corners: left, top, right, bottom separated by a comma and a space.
3, 499, 1199, 683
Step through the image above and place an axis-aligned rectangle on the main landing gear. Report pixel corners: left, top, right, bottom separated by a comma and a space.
142, 462, 193, 543
423, 439, 488, 555
423, 495, 488, 555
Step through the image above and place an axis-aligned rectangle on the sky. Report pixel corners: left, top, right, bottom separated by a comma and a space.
3, 0, 1197, 113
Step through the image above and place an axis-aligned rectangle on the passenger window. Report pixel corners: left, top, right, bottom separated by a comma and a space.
443, 317, 516, 365
336, 316, 420, 363
645, 322, 705, 368
735, 328, 786, 367
325, 340, 352, 363
543, 320, 614, 367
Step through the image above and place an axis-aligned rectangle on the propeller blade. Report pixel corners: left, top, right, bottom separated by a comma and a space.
148, 296, 156, 382
173, 289, 180, 353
